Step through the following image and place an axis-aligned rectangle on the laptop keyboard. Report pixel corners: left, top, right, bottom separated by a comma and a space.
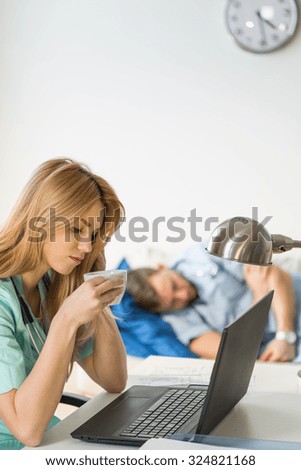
120, 387, 207, 439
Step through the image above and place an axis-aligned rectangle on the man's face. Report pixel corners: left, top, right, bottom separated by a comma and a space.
148, 268, 197, 312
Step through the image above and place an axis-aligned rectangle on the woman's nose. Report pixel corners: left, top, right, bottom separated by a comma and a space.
78, 240, 93, 253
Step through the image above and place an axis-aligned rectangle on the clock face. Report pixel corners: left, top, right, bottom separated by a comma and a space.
225, 0, 299, 53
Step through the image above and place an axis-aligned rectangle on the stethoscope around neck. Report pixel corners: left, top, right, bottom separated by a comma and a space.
10, 275, 49, 355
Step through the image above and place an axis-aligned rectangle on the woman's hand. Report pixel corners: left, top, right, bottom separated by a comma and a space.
57, 276, 124, 328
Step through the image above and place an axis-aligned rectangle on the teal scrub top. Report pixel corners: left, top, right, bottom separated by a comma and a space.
0, 276, 93, 450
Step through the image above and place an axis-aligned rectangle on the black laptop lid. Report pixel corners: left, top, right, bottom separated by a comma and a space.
196, 290, 274, 435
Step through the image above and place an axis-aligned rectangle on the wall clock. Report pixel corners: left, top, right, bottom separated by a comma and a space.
225, 0, 299, 53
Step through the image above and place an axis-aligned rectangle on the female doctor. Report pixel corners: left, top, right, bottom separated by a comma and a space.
0, 158, 127, 449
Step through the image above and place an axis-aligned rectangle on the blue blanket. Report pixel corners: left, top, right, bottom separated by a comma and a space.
111, 259, 197, 358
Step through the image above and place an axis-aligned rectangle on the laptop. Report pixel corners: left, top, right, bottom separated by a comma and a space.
71, 291, 273, 446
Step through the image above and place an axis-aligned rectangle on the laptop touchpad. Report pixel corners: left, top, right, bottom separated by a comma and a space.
111, 396, 149, 411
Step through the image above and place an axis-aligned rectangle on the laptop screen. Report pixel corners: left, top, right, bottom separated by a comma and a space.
196, 290, 273, 434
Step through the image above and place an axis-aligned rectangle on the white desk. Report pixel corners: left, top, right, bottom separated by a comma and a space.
27, 357, 301, 450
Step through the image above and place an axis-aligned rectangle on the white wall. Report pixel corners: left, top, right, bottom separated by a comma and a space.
1, 0, 301, 267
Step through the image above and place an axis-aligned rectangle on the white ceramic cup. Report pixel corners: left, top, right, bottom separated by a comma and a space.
83, 269, 127, 305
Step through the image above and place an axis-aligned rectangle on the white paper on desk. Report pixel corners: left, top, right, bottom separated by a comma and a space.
132, 375, 209, 386
132, 358, 211, 378
131, 361, 212, 386
140, 438, 236, 450
130, 356, 256, 388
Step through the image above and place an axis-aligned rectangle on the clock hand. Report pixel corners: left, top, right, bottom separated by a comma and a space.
256, 10, 268, 44
262, 18, 277, 30
256, 10, 277, 30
